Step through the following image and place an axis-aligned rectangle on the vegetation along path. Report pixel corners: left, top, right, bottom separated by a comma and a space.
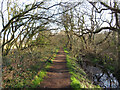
40, 48, 71, 88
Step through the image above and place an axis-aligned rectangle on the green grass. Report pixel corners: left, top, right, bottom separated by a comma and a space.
31, 48, 59, 87
31, 62, 51, 87
64, 48, 69, 54
64, 48, 101, 89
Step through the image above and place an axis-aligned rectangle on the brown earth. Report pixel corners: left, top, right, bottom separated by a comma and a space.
39, 48, 72, 88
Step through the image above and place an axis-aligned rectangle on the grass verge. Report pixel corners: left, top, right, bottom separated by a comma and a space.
64, 48, 101, 89
30, 48, 59, 87
31, 62, 51, 87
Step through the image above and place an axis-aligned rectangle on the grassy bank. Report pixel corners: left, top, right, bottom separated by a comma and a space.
64, 48, 100, 89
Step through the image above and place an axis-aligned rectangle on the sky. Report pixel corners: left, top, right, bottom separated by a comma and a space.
0, 0, 84, 32
0, 0, 119, 34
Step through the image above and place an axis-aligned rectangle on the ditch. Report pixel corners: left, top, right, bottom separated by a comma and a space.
82, 62, 119, 88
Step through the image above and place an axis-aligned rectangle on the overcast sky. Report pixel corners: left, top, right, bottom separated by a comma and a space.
0, 0, 118, 33
0, 0, 83, 30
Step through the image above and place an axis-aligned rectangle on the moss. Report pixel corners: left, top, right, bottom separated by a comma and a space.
71, 76, 81, 89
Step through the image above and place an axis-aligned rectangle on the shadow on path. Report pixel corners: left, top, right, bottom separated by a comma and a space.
39, 48, 72, 88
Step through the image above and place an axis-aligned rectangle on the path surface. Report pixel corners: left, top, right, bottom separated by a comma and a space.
40, 48, 71, 88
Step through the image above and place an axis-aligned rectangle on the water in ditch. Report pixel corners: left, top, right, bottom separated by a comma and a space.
83, 64, 119, 88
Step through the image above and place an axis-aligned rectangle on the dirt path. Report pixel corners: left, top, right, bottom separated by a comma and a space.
39, 48, 71, 88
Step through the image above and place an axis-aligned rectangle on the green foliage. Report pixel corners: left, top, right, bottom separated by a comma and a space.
31, 69, 48, 87
106, 65, 115, 72
64, 48, 69, 54
28, 31, 51, 48
92, 58, 99, 64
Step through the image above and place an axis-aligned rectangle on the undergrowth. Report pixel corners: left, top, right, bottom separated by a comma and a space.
88, 54, 116, 73
31, 62, 51, 87
2, 47, 59, 88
